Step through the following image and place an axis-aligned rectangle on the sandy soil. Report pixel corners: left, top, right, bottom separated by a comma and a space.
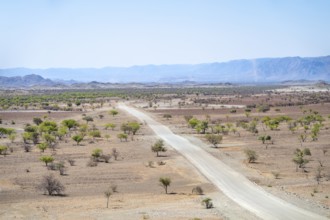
0, 104, 245, 220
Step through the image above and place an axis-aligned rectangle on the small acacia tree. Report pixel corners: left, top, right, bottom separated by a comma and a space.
72, 135, 83, 145
258, 135, 271, 144
61, 119, 79, 130
292, 148, 310, 172
91, 148, 103, 160
151, 139, 167, 157
159, 177, 171, 194
128, 122, 140, 135
9, 133, 16, 143
33, 117, 43, 125
205, 134, 222, 148
0, 145, 8, 156
202, 197, 213, 209
37, 143, 48, 152
163, 114, 172, 120
117, 133, 128, 142
109, 110, 119, 117
105, 123, 116, 130
244, 149, 258, 163
38, 174, 65, 196
40, 155, 54, 166
83, 116, 93, 124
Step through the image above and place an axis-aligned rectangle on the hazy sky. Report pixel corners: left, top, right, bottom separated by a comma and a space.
1, 0, 329, 68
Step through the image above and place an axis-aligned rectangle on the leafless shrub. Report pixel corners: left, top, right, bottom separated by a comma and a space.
192, 186, 204, 195
22, 144, 32, 152
322, 148, 328, 156
100, 154, 111, 163
315, 166, 323, 184
47, 163, 57, 171
56, 161, 66, 175
87, 159, 98, 167
145, 161, 154, 168
67, 159, 75, 166
37, 174, 65, 196
112, 148, 119, 160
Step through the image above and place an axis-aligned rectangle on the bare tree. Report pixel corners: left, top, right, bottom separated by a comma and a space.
37, 174, 65, 196
315, 166, 323, 184
104, 187, 112, 208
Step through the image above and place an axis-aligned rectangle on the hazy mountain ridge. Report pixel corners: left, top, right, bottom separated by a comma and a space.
0, 74, 58, 88
0, 56, 329, 84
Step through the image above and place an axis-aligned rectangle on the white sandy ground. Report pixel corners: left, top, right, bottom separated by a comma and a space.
119, 103, 327, 220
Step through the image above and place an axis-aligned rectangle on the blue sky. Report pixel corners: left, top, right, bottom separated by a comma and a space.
1, 0, 329, 68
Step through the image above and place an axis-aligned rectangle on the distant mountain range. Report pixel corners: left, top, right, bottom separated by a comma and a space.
0, 56, 329, 85
0, 74, 57, 88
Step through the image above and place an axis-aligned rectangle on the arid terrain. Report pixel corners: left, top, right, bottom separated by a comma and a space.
0, 85, 330, 219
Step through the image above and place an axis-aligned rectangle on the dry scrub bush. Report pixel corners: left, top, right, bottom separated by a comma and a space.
68, 159, 75, 166
87, 159, 98, 167
192, 186, 204, 195
37, 174, 65, 196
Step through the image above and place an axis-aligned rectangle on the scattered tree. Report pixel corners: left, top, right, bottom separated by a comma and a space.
292, 148, 310, 172
163, 114, 172, 120
159, 177, 171, 194
33, 117, 43, 125
40, 155, 54, 166
72, 135, 83, 145
91, 148, 103, 160
83, 116, 93, 124
37, 143, 48, 152
151, 139, 167, 157
61, 119, 79, 130
117, 133, 128, 142
89, 130, 102, 140
244, 149, 258, 163
109, 110, 119, 117
0, 145, 8, 156
202, 198, 213, 209
8, 133, 17, 143
205, 134, 222, 148
258, 135, 271, 144
105, 123, 116, 130
188, 118, 200, 128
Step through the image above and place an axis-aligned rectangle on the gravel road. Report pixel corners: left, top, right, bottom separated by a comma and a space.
119, 103, 327, 220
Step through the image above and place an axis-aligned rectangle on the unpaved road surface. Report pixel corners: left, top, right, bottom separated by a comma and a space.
119, 103, 327, 220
